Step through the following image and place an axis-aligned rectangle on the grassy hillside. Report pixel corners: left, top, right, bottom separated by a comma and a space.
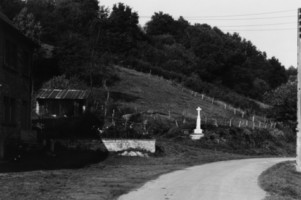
109, 66, 269, 128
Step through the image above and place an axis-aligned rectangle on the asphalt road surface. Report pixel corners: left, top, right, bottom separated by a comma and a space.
119, 158, 294, 200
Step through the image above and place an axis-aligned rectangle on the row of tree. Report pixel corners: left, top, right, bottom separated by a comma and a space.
0, 0, 293, 101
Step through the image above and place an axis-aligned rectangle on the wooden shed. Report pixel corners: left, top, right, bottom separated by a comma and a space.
36, 89, 90, 118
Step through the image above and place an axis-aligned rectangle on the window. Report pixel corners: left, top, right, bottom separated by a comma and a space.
4, 40, 17, 70
3, 97, 16, 125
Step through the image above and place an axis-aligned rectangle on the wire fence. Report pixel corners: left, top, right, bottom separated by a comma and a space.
102, 110, 277, 133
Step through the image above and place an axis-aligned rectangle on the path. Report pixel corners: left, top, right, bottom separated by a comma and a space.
118, 158, 294, 200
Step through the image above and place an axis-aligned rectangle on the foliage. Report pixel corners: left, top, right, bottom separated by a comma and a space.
33, 113, 103, 139
264, 80, 297, 123
0, 0, 291, 106
13, 7, 42, 42
41, 75, 87, 89
158, 122, 294, 155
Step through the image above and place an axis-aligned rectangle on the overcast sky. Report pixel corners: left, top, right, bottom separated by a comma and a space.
100, 0, 301, 68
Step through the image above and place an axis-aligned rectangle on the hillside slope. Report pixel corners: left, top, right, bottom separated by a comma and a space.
110, 67, 268, 127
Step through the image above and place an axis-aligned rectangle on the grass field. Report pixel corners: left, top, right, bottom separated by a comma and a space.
0, 138, 249, 200
110, 66, 268, 127
259, 161, 301, 200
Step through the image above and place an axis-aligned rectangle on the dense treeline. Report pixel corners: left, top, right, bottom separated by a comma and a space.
0, 0, 290, 104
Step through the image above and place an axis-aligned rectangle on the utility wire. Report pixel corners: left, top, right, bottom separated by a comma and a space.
183, 9, 296, 18
217, 22, 295, 28
140, 9, 296, 19
224, 28, 296, 32
187, 15, 296, 21
140, 15, 296, 21
140, 9, 297, 20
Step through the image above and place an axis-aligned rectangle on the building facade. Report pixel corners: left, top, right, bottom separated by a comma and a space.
0, 12, 35, 158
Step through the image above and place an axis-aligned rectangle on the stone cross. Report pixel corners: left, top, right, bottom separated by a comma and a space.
194, 107, 203, 135
190, 107, 204, 140
196, 107, 202, 129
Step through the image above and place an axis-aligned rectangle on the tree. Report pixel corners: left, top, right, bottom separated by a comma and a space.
264, 80, 297, 123
145, 12, 176, 36
286, 66, 297, 81
105, 3, 142, 55
267, 57, 288, 89
41, 75, 86, 89
13, 7, 42, 42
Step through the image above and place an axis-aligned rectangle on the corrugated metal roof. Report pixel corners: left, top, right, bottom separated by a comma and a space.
36, 89, 90, 100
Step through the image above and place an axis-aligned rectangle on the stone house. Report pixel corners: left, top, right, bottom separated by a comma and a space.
0, 12, 36, 158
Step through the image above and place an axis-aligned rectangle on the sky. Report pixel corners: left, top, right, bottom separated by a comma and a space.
100, 0, 301, 68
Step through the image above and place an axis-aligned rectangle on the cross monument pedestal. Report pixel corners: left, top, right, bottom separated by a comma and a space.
190, 107, 204, 140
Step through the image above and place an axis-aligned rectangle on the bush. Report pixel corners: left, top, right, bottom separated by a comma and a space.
101, 124, 152, 139
197, 126, 295, 155
33, 112, 103, 139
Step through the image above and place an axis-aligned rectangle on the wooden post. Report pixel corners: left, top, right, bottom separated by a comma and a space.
238, 121, 241, 128
214, 119, 218, 127
297, 8, 301, 172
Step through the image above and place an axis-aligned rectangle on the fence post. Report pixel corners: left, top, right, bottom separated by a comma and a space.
229, 119, 232, 127
112, 109, 115, 126
239, 121, 241, 127
202, 94, 204, 100
214, 119, 218, 127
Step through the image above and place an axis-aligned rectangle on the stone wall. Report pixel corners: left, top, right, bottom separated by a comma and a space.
54, 139, 156, 153
102, 139, 156, 153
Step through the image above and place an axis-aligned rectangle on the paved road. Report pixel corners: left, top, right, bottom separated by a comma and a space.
119, 158, 294, 200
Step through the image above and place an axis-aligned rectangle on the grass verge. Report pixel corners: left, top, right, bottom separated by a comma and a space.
259, 161, 301, 200
0, 138, 249, 200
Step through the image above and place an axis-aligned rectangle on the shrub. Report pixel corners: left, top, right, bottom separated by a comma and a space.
33, 112, 103, 139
